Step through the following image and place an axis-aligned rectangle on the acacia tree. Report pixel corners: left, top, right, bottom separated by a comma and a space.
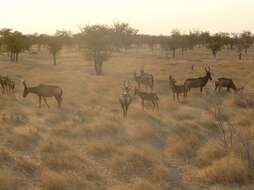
3, 30, 25, 62
240, 31, 253, 54
81, 25, 112, 75
47, 34, 63, 66
111, 22, 138, 51
168, 30, 181, 58
36, 34, 49, 51
207, 34, 225, 59
159, 35, 171, 62
146, 35, 157, 52
179, 34, 190, 56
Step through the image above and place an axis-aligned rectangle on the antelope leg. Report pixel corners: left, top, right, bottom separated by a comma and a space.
156, 101, 159, 112
125, 105, 128, 117
152, 100, 155, 111
125, 104, 129, 117
43, 97, 50, 108
177, 93, 180, 103
121, 104, 125, 117
55, 96, 61, 108
39, 96, 41, 107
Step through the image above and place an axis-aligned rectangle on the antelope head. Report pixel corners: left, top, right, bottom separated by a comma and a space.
169, 75, 176, 85
205, 66, 213, 81
21, 79, 29, 98
121, 80, 132, 94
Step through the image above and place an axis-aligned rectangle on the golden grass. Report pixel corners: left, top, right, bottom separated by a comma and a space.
197, 154, 248, 184
109, 146, 169, 186
0, 169, 23, 190
0, 46, 254, 189
166, 132, 202, 160
197, 141, 226, 166
14, 156, 39, 177
86, 137, 120, 160
5, 128, 40, 151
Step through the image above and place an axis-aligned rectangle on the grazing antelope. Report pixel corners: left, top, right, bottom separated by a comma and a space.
215, 78, 244, 92
119, 81, 132, 118
134, 87, 159, 111
0, 76, 15, 95
0, 76, 7, 94
169, 76, 187, 102
184, 66, 212, 93
6, 77, 15, 95
134, 70, 154, 90
22, 80, 63, 108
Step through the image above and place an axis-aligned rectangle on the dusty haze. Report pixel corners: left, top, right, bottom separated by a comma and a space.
1, 0, 254, 34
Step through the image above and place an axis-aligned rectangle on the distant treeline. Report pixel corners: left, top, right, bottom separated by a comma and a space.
0, 22, 253, 74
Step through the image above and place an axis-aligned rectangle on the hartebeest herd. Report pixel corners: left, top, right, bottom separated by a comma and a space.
0, 65, 244, 118
119, 66, 244, 117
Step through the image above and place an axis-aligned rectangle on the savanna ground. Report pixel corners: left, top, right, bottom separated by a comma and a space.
0, 45, 254, 190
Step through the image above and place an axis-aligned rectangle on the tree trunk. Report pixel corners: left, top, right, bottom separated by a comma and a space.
245, 48, 248, 55
94, 52, 103, 75
10, 52, 15, 62
53, 54, 57, 65
212, 50, 217, 59
94, 60, 103, 75
15, 52, 19, 62
38, 44, 41, 51
172, 48, 176, 58
238, 52, 242, 60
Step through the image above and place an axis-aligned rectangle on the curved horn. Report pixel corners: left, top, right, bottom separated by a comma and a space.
21, 79, 27, 88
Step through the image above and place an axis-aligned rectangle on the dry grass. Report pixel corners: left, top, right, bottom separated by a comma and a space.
197, 154, 248, 184
86, 138, 120, 160
197, 141, 226, 166
108, 146, 169, 187
0, 169, 24, 190
166, 130, 203, 161
0, 46, 254, 189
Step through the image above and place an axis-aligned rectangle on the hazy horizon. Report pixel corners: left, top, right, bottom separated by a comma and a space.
1, 0, 254, 35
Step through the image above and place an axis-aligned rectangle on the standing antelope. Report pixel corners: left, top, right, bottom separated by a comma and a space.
215, 78, 244, 92
134, 70, 154, 90
0, 76, 15, 95
169, 76, 187, 102
134, 87, 159, 111
6, 77, 15, 95
22, 80, 63, 108
184, 66, 212, 93
119, 81, 132, 118
0, 76, 7, 95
